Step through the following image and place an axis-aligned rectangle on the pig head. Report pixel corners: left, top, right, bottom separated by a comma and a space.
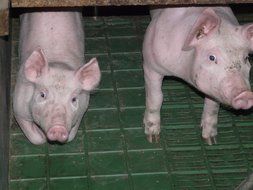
14, 49, 100, 145
13, 12, 101, 145
182, 8, 253, 110
143, 7, 253, 144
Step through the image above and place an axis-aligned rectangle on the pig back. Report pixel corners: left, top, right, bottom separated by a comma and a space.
19, 11, 84, 68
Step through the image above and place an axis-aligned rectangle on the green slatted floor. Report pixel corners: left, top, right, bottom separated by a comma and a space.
9, 14, 253, 190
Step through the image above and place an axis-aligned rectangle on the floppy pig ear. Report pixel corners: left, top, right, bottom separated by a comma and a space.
182, 8, 221, 51
76, 58, 101, 91
242, 24, 253, 51
24, 48, 48, 82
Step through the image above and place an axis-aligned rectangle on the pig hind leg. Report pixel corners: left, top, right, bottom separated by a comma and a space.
15, 117, 47, 145
143, 64, 163, 143
201, 97, 220, 145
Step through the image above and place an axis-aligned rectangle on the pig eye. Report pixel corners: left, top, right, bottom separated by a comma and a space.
36, 91, 47, 103
244, 56, 250, 63
71, 96, 79, 110
40, 91, 46, 99
209, 55, 217, 63
72, 97, 77, 103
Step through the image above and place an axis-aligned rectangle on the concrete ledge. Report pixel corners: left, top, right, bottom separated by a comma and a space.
11, 0, 253, 8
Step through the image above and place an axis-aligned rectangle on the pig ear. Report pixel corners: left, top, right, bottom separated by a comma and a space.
182, 8, 221, 51
76, 58, 101, 91
24, 49, 48, 82
242, 24, 253, 51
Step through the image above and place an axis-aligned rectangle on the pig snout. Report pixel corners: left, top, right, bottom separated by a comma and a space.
46, 105, 69, 142
232, 91, 253, 110
47, 126, 68, 143
219, 76, 253, 110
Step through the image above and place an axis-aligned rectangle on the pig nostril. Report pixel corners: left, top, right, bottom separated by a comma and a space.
48, 131, 56, 141
61, 133, 68, 141
61, 131, 67, 137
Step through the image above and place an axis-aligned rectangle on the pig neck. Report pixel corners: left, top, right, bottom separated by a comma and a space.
175, 50, 196, 85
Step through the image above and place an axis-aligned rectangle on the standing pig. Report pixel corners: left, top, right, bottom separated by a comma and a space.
143, 7, 253, 144
13, 11, 101, 145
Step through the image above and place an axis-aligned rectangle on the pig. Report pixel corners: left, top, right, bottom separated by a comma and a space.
13, 11, 101, 145
143, 7, 253, 145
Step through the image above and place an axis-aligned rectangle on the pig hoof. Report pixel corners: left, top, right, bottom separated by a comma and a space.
146, 134, 160, 143
28, 136, 47, 145
204, 136, 217, 145
201, 121, 217, 145
143, 121, 160, 143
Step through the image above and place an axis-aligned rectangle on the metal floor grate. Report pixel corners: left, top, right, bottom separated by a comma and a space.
9, 15, 253, 190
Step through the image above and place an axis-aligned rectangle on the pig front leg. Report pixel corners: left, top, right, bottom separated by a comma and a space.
201, 97, 220, 145
68, 118, 82, 142
143, 64, 163, 143
15, 117, 46, 145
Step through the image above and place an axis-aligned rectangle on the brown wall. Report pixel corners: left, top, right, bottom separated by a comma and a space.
0, 0, 9, 36
10, 0, 253, 7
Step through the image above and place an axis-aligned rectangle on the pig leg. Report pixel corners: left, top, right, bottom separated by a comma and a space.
143, 64, 163, 143
15, 117, 46, 145
200, 97, 220, 145
68, 118, 82, 142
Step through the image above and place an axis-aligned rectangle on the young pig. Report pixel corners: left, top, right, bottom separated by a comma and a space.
13, 11, 101, 145
143, 7, 253, 144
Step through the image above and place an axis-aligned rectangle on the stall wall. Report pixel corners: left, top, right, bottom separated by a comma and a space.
0, 35, 10, 190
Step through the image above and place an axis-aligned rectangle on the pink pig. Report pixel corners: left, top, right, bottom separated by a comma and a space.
13, 11, 101, 145
143, 7, 253, 144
